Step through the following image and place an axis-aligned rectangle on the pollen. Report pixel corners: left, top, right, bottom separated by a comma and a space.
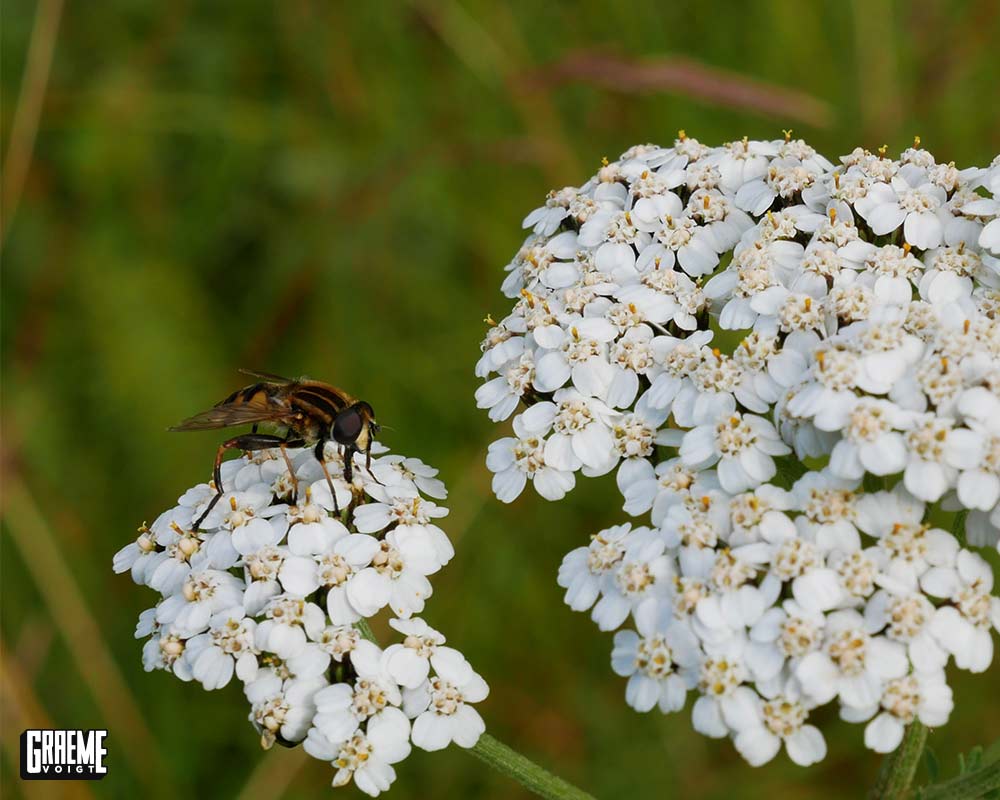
601, 156, 609, 166
230, 496, 239, 511
703, 195, 711, 210
677, 129, 687, 140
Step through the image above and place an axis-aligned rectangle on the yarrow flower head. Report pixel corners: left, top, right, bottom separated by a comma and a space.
477, 132, 1000, 767
115, 442, 487, 797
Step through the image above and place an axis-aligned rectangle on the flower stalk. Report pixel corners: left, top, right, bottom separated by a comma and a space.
870, 722, 927, 800
354, 619, 597, 800
920, 758, 1000, 800
469, 734, 598, 800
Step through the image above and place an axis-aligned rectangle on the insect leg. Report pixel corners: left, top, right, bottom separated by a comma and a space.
314, 438, 340, 515
192, 442, 231, 530
279, 442, 300, 504
342, 445, 355, 484
364, 441, 384, 486
192, 434, 297, 530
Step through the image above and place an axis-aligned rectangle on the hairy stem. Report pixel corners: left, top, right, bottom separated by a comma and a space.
352, 620, 598, 800
870, 722, 927, 800
469, 733, 597, 800
920, 759, 1000, 800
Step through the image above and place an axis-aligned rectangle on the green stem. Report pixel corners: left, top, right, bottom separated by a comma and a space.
920, 760, 1000, 800
355, 617, 378, 643
870, 722, 928, 800
469, 733, 597, 800
352, 620, 597, 800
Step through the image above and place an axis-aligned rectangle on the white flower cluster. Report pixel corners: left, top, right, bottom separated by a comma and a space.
477, 134, 1000, 766
114, 444, 487, 796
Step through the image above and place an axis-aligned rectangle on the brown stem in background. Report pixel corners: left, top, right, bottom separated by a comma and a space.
1, 0, 65, 249
519, 49, 833, 128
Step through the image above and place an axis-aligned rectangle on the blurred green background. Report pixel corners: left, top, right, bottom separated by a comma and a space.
2, 1, 999, 798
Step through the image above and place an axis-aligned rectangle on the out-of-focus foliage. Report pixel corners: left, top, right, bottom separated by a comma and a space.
2, 2, 998, 798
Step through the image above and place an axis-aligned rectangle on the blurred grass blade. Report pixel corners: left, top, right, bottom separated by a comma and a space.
234, 745, 310, 800
407, 0, 507, 86
522, 50, 833, 127
0, 0, 64, 249
412, 0, 581, 181
850, 0, 901, 144
2, 471, 165, 796
1, 642, 94, 800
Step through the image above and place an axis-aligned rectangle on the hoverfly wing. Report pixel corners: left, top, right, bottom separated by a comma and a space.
168, 403, 289, 432
237, 368, 297, 383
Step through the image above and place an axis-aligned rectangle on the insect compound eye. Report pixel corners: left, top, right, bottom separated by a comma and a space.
332, 408, 363, 445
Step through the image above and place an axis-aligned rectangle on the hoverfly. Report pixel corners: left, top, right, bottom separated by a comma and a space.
170, 370, 379, 529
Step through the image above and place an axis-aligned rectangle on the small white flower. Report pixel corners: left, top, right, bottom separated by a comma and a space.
862, 671, 953, 753
863, 590, 947, 671
369, 455, 448, 500
691, 647, 759, 738
856, 169, 947, 250
403, 658, 489, 751
279, 534, 378, 624
593, 528, 675, 631
312, 641, 402, 742
141, 628, 193, 681
524, 388, 620, 474
558, 524, 631, 612
486, 413, 576, 502
610, 599, 699, 712
680, 412, 790, 494
246, 673, 327, 748
746, 602, 825, 682
304, 707, 412, 797
925, 550, 1000, 672
384, 618, 470, 689
732, 691, 827, 767
184, 608, 259, 689
795, 610, 907, 709
829, 399, 911, 480
255, 596, 326, 659
347, 530, 441, 619
155, 569, 245, 637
